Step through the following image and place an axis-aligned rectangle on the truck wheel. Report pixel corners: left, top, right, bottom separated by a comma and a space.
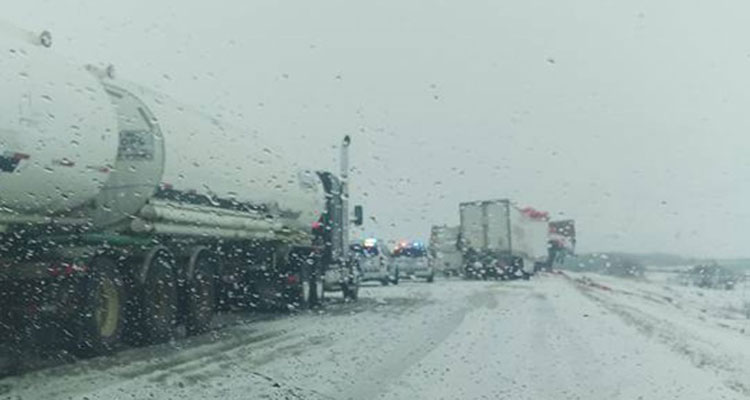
300, 273, 313, 309
71, 257, 126, 357
141, 250, 178, 343
291, 250, 316, 309
392, 270, 399, 285
186, 250, 217, 335
313, 275, 325, 306
426, 273, 434, 283
0, 345, 18, 378
343, 281, 359, 300
380, 277, 390, 286
343, 262, 361, 301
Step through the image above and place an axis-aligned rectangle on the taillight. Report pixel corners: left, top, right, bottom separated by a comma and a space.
48, 262, 87, 277
286, 274, 300, 285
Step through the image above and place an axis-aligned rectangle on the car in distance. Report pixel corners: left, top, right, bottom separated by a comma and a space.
350, 238, 395, 285
391, 241, 434, 282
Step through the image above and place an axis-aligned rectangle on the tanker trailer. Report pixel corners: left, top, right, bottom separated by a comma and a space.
0, 27, 363, 361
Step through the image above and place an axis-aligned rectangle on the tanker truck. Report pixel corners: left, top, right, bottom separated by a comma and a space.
458, 200, 549, 280
0, 26, 363, 362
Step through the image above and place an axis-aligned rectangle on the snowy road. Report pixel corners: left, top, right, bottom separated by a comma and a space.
1, 274, 748, 400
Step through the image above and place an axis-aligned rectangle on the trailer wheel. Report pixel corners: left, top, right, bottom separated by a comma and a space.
71, 257, 126, 357
186, 250, 217, 335
141, 250, 178, 343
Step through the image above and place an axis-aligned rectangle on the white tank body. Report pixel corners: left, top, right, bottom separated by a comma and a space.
112, 80, 326, 233
0, 30, 326, 234
0, 33, 119, 214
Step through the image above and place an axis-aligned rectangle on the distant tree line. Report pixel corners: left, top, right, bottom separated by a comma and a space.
677, 264, 742, 290
559, 253, 645, 278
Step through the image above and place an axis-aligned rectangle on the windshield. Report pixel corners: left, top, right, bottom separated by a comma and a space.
2, 2, 749, 400
350, 244, 380, 257
393, 246, 427, 258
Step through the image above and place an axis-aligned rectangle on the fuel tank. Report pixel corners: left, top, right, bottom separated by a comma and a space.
0, 31, 118, 215
107, 79, 326, 233
0, 29, 325, 234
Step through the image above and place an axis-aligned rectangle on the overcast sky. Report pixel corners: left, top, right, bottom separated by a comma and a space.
5, 0, 750, 257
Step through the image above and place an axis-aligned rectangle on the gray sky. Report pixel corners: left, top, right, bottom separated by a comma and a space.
5, 0, 750, 257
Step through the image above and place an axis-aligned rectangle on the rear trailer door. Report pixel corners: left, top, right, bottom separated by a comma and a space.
459, 202, 485, 249
484, 200, 511, 252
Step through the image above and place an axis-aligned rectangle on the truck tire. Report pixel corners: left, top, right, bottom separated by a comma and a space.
141, 249, 178, 343
343, 261, 361, 301
71, 257, 126, 357
186, 250, 217, 335
392, 270, 399, 285
342, 281, 359, 300
313, 273, 325, 306
426, 273, 434, 283
0, 346, 18, 378
290, 250, 317, 309
299, 268, 313, 309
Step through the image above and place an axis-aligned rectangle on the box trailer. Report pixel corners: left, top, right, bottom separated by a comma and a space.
458, 200, 549, 279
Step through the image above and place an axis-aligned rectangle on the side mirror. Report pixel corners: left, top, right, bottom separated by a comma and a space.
353, 205, 364, 226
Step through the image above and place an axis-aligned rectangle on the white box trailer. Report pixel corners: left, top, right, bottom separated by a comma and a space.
458, 199, 549, 279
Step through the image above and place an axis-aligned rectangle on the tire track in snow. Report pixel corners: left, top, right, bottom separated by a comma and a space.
335, 283, 503, 400
567, 276, 750, 397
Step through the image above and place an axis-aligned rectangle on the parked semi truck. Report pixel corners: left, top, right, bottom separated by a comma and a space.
428, 225, 463, 276
0, 27, 363, 363
458, 200, 548, 280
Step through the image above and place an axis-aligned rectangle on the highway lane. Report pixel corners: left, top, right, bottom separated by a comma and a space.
0, 275, 744, 399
